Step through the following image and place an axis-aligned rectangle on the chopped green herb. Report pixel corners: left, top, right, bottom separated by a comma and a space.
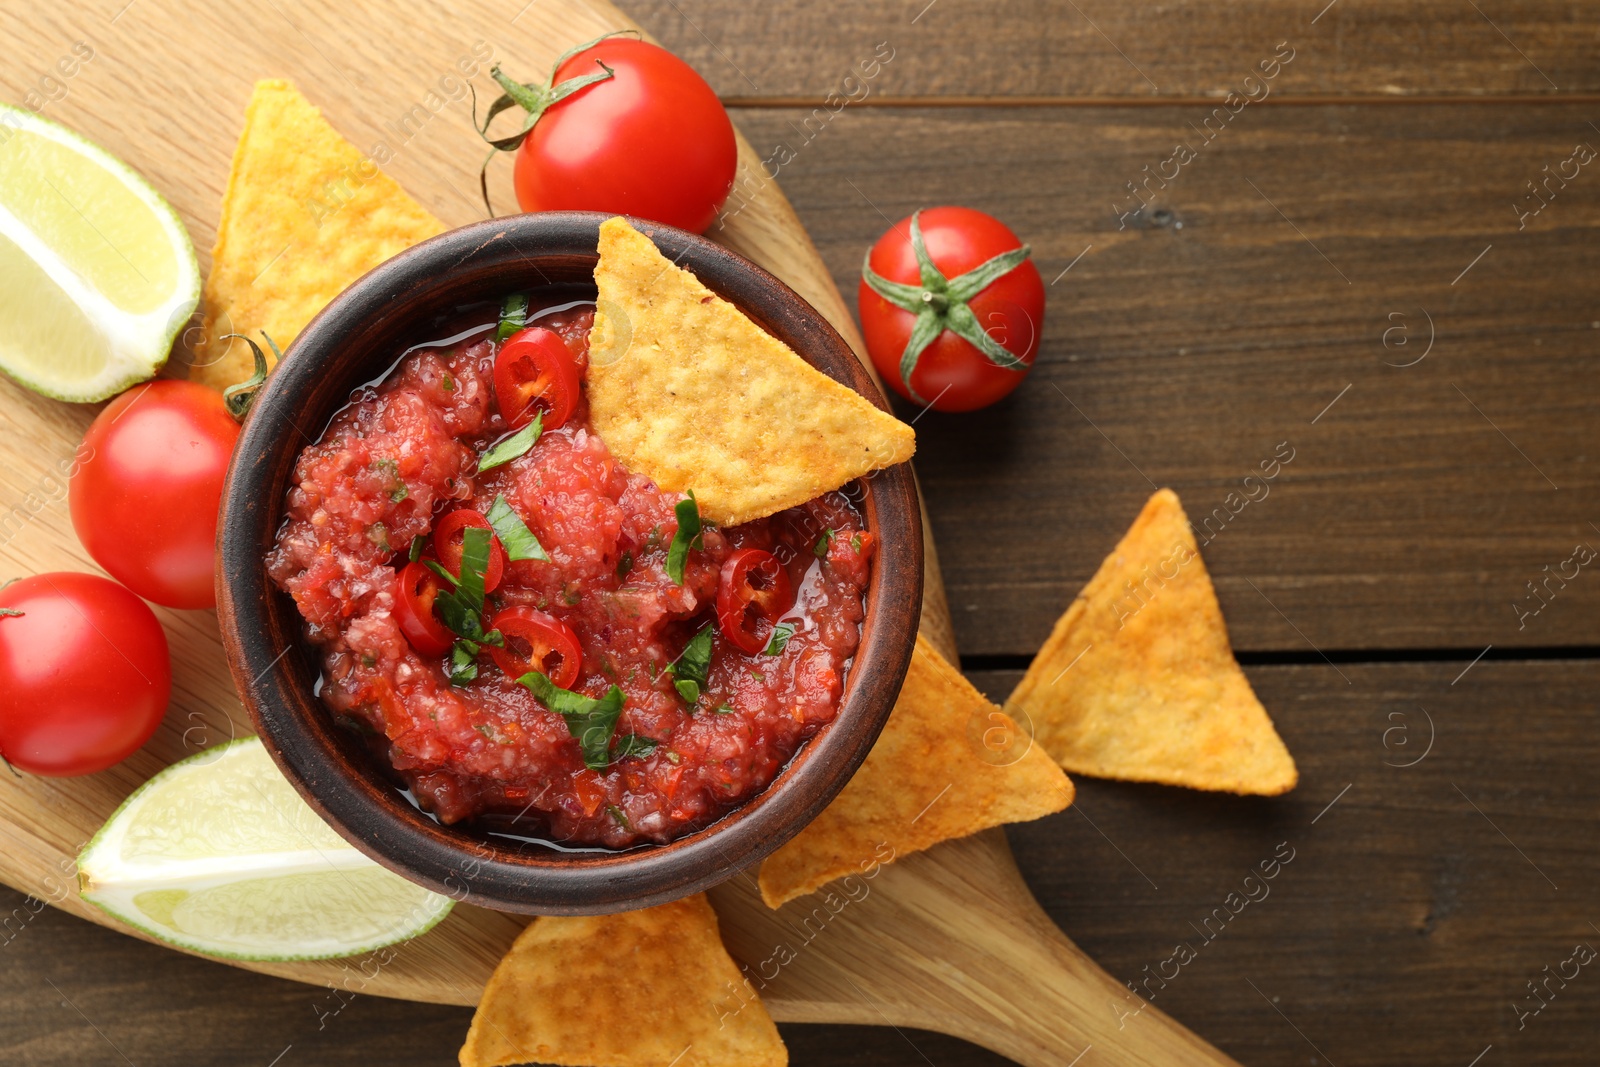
664, 749, 682, 765
359, 653, 377, 669
441, 373, 456, 392
408, 537, 426, 563
474, 722, 494, 739
366, 523, 391, 553
612, 734, 658, 759
422, 559, 459, 587
765, 622, 796, 656
644, 525, 663, 552
714, 703, 735, 715
0, 609, 24, 618
496, 292, 530, 342
485, 494, 549, 561
851, 532, 863, 553
562, 585, 581, 606
750, 670, 765, 682
517, 671, 627, 771
450, 639, 486, 685
813, 528, 835, 558
668, 623, 714, 705
606, 804, 631, 829
479, 411, 543, 472
430, 528, 495, 644
371, 458, 408, 503
665, 491, 701, 585
615, 551, 633, 579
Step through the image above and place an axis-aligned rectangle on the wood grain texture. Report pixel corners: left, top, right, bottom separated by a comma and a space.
724, 102, 1600, 655
625, 0, 1599, 99
7, 660, 1595, 1065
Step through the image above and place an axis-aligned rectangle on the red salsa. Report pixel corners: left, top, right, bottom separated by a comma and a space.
267, 296, 874, 847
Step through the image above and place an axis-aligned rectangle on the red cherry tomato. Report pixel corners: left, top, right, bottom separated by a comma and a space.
394, 561, 455, 657
715, 548, 795, 655
0, 572, 171, 776
858, 206, 1045, 413
432, 510, 507, 593
504, 38, 736, 233
487, 606, 582, 689
69, 380, 240, 608
493, 327, 580, 431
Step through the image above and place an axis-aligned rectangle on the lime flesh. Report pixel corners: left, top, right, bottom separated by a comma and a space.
78, 738, 453, 961
0, 105, 199, 402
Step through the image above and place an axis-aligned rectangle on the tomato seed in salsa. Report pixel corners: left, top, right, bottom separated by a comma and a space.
266, 296, 874, 848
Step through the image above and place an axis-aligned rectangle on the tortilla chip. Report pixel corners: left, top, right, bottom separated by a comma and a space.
758, 634, 1073, 909
193, 79, 445, 389
459, 893, 785, 1067
586, 217, 915, 527
1004, 488, 1297, 796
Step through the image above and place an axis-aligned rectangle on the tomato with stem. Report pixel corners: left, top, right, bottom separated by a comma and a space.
715, 548, 795, 655
476, 35, 736, 234
859, 206, 1045, 413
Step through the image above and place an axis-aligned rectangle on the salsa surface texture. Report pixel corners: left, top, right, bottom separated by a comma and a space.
267, 301, 874, 847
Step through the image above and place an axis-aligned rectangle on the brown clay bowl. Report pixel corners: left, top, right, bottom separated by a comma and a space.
217, 212, 922, 915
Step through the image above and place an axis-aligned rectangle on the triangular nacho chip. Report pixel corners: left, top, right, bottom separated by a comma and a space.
586, 217, 915, 526
758, 634, 1073, 909
1004, 488, 1297, 796
460, 893, 785, 1067
193, 79, 444, 389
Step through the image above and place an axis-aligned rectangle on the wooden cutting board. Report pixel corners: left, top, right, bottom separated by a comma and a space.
0, 1, 1237, 1063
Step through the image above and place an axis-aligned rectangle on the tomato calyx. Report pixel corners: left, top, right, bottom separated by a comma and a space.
219, 330, 283, 421
473, 31, 637, 214
860, 209, 1033, 404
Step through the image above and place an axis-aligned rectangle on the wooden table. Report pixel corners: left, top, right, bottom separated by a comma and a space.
4, 1, 1597, 1064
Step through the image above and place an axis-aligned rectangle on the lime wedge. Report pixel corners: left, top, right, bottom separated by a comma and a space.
78, 737, 453, 961
0, 104, 200, 402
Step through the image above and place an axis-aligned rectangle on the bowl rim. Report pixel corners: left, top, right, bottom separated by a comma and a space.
216, 211, 923, 914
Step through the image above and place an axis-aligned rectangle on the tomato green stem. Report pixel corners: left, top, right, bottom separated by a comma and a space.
861, 210, 1032, 405
220, 331, 281, 422
473, 31, 637, 216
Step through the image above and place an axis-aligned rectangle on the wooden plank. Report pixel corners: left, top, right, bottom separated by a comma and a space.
625, 0, 1600, 99
7, 659, 1594, 1065
725, 103, 1600, 655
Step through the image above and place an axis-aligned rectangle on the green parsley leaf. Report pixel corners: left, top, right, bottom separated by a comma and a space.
714, 703, 735, 715
422, 559, 459, 587
851, 532, 863, 553
497, 292, 530, 342
612, 734, 658, 759
485, 494, 549, 561
517, 671, 627, 771
372, 458, 408, 503
449, 640, 480, 686
813, 528, 835, 558
665, 491, 701, 585
442, 373, 456, 393
479, 411, 543, 472
667, 623, 714, 705
431, 528, 493, 642
0, 609, 22, 618
607, 804, 631, 829
765, 622, 796, 656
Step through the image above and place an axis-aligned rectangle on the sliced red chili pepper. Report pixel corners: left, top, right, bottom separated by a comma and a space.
493, 326, 580, 430
433, 509, 507, 593
393, 560, 454, 657
715, 547, 795, 655
487, 605, 582, 689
